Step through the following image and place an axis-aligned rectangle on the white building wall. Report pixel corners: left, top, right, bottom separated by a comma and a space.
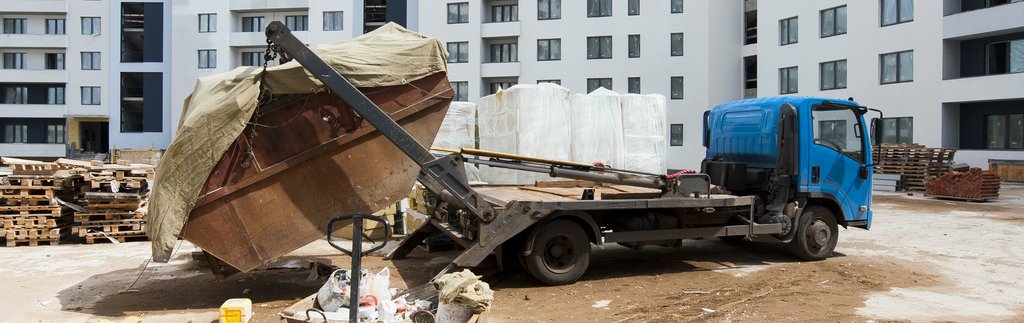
420, 0, 743, 171
68, 0, 110, 118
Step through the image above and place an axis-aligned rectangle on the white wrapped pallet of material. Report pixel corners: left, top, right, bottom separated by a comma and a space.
570, 88, 624, 168
432, 102, 477, 151
477, 91, 519, 184
620, 94, 668, 175
513, 83, 572, 184
432, 102, 483, 182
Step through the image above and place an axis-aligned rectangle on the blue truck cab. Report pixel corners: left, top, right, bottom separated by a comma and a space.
702, 96, 877, 260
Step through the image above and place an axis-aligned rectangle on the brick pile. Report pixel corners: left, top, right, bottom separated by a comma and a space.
925, 168, 1001, 201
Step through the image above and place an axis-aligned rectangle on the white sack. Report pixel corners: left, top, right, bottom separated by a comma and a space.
513, 83, 572, 184
477, 92, 519, 184
433, 102, 482, 182
570, 88, 624, 168
620, 94, 668, 174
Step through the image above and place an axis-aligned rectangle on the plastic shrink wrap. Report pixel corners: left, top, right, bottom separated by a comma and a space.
477, 91, 519, 184
432, 101, 482, 182
514, 83, 572, 184
620, 94, 668, 175
570, 88, 624, 168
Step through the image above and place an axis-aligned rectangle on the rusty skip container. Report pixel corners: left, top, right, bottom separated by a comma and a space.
146, 23, 452, 271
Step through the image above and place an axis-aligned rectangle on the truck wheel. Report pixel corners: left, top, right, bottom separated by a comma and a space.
788, 206, 838, 260
522, 220, 590, 285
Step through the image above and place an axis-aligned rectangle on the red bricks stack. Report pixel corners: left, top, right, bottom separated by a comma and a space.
925, 168, 1001, 201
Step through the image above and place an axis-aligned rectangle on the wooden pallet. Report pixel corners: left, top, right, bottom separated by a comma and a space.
4, 227, 65, 240
82, 230, 148, 244
0, 187, 56, 200
73, 219, 146, 237
5, 237, 60, 247
85, 201, 143, 211
0, 198, 55, 207
924, 194, 997, 202
73, 211, 145, 222
0, 206, 65, 217
2, 217, 59, 229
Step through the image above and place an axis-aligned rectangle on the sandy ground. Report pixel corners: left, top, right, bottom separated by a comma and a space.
1, 184, 1023, 322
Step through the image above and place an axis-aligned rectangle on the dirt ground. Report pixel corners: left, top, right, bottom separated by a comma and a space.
1, 184, 1023, 322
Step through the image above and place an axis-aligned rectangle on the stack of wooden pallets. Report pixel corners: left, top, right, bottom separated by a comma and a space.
872, 144, 957, 191
0, 158, 83, 247
62, 159, 153, 244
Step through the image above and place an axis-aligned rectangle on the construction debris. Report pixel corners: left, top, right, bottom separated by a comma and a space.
925, 168, 1001, 201
872, 144, 957, 191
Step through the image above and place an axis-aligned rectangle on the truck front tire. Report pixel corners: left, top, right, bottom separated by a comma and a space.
788, 206, 839, 260
522, 220, 591, 285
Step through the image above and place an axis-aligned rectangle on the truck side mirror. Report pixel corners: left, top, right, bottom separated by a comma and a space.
702, 110, 710, 148
870, 118, 882, 146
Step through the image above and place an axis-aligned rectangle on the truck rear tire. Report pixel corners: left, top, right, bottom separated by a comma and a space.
522, 220, 590, 285
788, 206, 838, 261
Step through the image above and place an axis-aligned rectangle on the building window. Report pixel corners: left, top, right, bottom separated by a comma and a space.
537, 79, 561, 85
81, 86, 101, 105
241, 51, 264, 66
3, 53, 25, 69
628, 0, 640, 15
670, 76, 684, 99
779, 66, 798, 94
588, 0, 612, 17
285, 15, 308, 31
880, 50, 913, 84
47, 87, 65, 104
489, 81, 516, 94
820, 5, 847, 38
489, 43, 517, 63
46, 19, 66, 35
198, 14, 216, 32
628, 34, 640, 58
780, 17, 798, 45
537, 39, 561, 61
538, 0, 561, 20
46, 125, 65, 144
451, 81, 468, 101
881, 0, 913, 26
491, 5, 518, 22
4, 87, 28, 104
448, 3, 470, 24
671, 0, 685, 13
81, 52, 101, 70
3, 125, 27, 143
670, 33, 685, 56
447, 42, 469, 63
586, 78, 612, 92
820, 59, 847, 90
986, 114, 1024, 149
670, 124, 684, 146
120, 3, 162, 63
3, 18, 26, 34
880, 117, 913, 145
198, 50, 216, 69
323, 11, 344, 31
628, 77, 640, 94
242, 16, 265, 32
587, 36, 612, 59
81, 17, 101, 35
987, 40, 1024, 75
45, 53, 65, 70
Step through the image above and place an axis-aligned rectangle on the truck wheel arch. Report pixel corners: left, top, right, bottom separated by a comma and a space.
804, 193, 848, 228
520, 211, 601, 257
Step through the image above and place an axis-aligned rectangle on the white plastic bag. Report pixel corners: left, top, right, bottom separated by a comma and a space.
316, 269, 350, 312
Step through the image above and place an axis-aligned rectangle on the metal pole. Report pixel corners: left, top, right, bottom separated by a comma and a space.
349, 218, 362, 323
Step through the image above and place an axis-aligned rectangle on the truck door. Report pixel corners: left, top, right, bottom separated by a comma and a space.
807, 104, 871, 222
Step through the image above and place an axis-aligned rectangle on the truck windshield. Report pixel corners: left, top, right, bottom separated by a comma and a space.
811, 105, 865, 163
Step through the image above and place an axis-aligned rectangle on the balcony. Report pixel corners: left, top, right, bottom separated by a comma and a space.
481, 21, 521, 39
0, 104, 67, 118
5, 0, 66, 14
480, 62, 520, 78
230, 31, 308, 47
941, 73, 1024, 103
229, 0, 308, 12
0, 143, 66, 158
0, 69, 66, 83
944, 2, 1024, 40
0, 34, 66, 48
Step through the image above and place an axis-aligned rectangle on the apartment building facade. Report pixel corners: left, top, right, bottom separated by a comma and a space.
747, 0, 1024, 167
419, 0, 743, 170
